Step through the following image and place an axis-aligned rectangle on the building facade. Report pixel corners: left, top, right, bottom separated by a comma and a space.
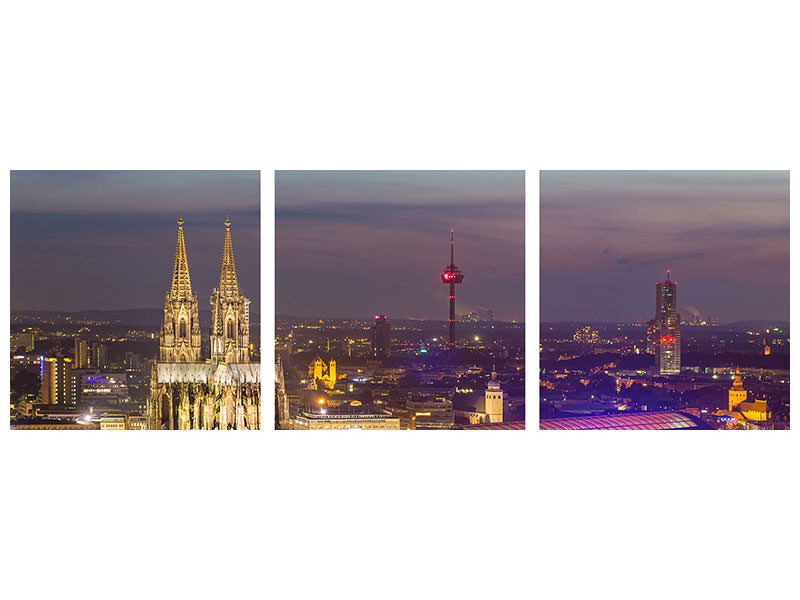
726, 368, 769, 423
76, 370, 130, 405
74, 338, 90, 369
147, 217, 260, 430
39, 357, 72, 404
308, 354, 337, 390
292, 411, 400, 430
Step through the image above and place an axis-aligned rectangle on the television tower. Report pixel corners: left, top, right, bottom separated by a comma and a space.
441, 229, 464, 349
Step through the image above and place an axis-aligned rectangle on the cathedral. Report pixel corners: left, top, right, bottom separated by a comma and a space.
147, 217, 260, 430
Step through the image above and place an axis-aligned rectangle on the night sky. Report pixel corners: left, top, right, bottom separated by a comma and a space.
540, 171, 789, 323
10, 171, 260, 311
276, 171, 525, 321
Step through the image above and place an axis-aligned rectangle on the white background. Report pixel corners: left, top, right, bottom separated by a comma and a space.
1, 1, 797, 599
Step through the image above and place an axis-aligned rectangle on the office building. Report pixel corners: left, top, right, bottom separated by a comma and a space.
654, 270, 681, 375
39, 357, 72, 405
371, 315, 391, 359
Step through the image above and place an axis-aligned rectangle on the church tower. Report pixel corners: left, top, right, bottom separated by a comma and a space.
160, 217, 202, 362
728, 368, 747, 411
210, 217, 250, 363
485, 367, 504, 423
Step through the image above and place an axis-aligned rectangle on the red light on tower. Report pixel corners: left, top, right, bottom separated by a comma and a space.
660, 335, 675, 344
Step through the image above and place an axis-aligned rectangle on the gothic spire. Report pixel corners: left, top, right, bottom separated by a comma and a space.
170, 216, 193, 299
218, 216, 240, 298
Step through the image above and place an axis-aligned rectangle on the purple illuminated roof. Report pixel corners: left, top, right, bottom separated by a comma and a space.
539, 411, 710, 431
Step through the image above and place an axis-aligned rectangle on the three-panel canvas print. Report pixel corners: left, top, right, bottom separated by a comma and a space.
8, 170, 790, 431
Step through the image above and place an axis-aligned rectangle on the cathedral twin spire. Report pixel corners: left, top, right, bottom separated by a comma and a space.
170, 216, 193, 300
218, 216, 240, 298
210, 216, 250, 363
160, 216, 249, 364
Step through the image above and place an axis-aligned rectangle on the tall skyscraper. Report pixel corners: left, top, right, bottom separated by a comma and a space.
654, 270, 680, 375
371, 315, 391, 359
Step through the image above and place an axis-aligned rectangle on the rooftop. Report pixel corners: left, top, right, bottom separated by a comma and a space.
540, 411, 711, 431
460, 421, 525, 430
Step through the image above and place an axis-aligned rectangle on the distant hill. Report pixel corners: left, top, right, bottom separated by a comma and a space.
12, 308, 262, 327
727, 320, 789, 332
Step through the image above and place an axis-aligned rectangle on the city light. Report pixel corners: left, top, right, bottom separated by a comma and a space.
540, 172, 788, 431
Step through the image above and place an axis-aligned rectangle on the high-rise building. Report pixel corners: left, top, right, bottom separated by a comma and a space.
210, 216, 250, 363
654, 270, 680, 375
371, 315, 391, 359
485, 368, 504, 423
90, 342, 108, 369
39, 357, 72, 404
74, 338, 90, 368
159, 216, 202, 362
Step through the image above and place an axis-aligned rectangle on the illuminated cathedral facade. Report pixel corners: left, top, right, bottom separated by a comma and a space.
147, 217, 260, 430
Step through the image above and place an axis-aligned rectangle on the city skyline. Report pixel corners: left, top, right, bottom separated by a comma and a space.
540, 170, 789, 323
276, 170, 525, 321
10, 170, 260, 312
